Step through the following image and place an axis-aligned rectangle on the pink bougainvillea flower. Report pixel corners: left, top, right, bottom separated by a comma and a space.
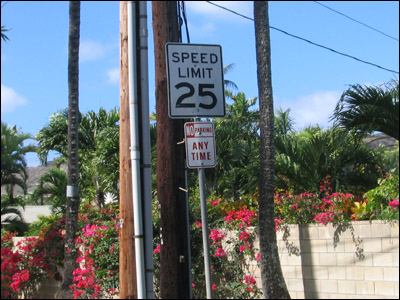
243, 275, 256, 286
209, 229, 225, 243
194, 221, 202, 228
211, 198, 221, 206
73, 289, 84, 298
214, 247, 226, 257
239, 231, 250, 242
389, 198, 399, 210
153, 245, 161, 254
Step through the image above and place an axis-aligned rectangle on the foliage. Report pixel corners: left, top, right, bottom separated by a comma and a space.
1, 25, 9, 42
69, 203, 120, 299
1, 217, 64, 299
1, 121, 35, 199
331, 79, 399, 141
274, 174, 399, 227
275, 123, 382, 196
179, 186, 261, 299
275, 177, 362, 226
35, 108, 120, 205
1, 121, 36, 235
26, 214, 63, 236
1, 194, 28, 235
211, 92, 260, 199
362, 174, 399, 220
1, 203, 119, 299
209, 102, 385, 200
375, 142, 399, 175
31, 167, 67, 215
152, 186, 262, 299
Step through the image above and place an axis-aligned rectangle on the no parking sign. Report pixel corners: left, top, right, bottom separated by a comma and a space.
184, 122, 216, 169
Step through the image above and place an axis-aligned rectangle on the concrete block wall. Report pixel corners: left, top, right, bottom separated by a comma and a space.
265, 221, 399, 299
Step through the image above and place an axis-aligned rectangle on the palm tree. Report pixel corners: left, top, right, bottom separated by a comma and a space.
1, 25, 9, 42
36, 108, 120, 205
1, 195, 28, 235
1, 122, 35, 200
223, 63, 238, 99
331, 80, 399, 141
1, 122, 34, 235
59, 1, 80, 297
275, 125, 382, 195
255, 2, 291, 298
275, 107, 294, 136
78, 108, 119, 205
211, 92, 260, 199
31, 167, 67, 215
1, 2, 10, 43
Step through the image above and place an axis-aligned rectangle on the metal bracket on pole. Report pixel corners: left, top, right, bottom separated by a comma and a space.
179, 187, 189, 193
66, 185, 79, 198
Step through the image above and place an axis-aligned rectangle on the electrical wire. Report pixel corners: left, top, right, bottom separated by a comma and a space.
205, 1, 399, 75
177, 1, 191, 44
313, 1, 398, 42
181, 1, 191, 43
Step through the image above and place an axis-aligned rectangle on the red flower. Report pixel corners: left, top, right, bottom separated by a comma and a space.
239, 231, 250, 242
20, 269, 29, 282
214, 247, 226, 257
153, 245, 161, 254
73, 289, 84, 298
209, 229, 225, 243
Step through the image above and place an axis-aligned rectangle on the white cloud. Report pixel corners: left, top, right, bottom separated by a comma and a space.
184, 2, 252, 39
276, 90, 341, 130
106, 68, 119, 84
1, 84, 28, 113
79, 40, 106, 62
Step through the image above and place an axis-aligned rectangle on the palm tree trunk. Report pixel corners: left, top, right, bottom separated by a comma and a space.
59, 1, 80, 297
255, 1, 291, 298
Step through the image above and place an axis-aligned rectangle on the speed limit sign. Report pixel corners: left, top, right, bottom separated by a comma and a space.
166, 43, 225, 118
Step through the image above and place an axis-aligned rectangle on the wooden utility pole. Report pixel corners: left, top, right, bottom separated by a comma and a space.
152, 1, 190, 298
119, 1, 137, 299
254, 1, 291, 298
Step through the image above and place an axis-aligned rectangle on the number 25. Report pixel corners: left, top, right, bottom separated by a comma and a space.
175, 83, 217, 109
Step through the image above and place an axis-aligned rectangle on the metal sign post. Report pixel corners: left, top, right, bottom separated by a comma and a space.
198, 162, 213, 299
184, 119, 214, 299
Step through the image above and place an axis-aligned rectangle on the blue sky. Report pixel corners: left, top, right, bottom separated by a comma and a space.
1, 1, 399, 167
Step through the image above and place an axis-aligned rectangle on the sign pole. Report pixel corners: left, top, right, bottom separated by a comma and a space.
196, 118, 213, 299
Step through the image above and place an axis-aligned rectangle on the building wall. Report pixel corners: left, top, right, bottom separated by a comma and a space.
255, 221, 399, 299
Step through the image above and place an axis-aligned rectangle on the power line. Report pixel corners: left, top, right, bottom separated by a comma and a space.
205, 1, 399, 75
180, 1, 190, 43
313, 1, 399, 42
1, 1, 10, 9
